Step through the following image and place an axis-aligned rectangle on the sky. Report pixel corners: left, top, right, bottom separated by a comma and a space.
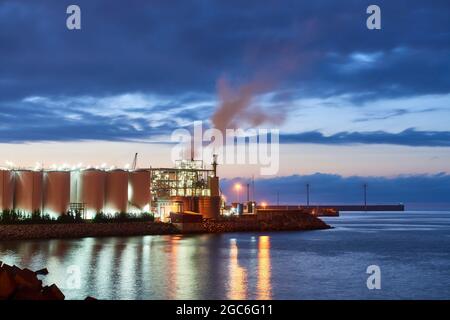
0, 1, 449, 208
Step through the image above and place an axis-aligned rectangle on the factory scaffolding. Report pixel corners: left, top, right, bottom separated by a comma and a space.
150, 160, 214, 199
149, 159, 219, 221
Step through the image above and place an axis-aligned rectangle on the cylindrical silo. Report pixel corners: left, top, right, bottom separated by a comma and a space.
105, 169, 128, 214
70, 170, 82, 204
81, 169, 106, 216
208, 176, 220, 197
44, 171, 70, 216
0, 170, 14, 211
128, 169, 150, 212
14, 170, 43, 214
170, 196, 192, 212
197, 196, 220, 219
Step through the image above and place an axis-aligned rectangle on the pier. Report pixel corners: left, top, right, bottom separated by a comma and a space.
259, 204, 405, 213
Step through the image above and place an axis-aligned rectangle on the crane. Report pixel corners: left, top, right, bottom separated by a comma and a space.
132, 153, 138, 170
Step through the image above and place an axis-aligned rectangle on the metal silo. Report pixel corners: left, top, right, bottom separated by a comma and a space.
208, 176, 220, 197
128, 169, 150, 212
81, 169, 106, 216
197, 196, 220, 219
14, 170, 43, 214
105, 169, 128, 214
170, 196, 193, 212
44, 171, 70, 217
0, 170, 14, 211
70, 170, 82, 204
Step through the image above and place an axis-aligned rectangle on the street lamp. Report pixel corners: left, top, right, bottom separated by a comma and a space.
234, 183, 242, 203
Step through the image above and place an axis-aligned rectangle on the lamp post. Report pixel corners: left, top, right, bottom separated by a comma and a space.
306, 183, 310, 207
234, 183, 242, 203
363, 183, 368, 211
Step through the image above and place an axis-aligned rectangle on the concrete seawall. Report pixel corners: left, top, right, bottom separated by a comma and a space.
262, 204, 404, 212
0, 213, 330, 241
0, 222, 179, 241
202, 212, 330, 233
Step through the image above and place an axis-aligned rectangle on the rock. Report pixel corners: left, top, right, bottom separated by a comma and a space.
14, 268, 42, 290
0, 269, 17, 299
12, 287, 45, 300
35, 268, 49, 275
0, 265, 73, 300
85, 296, 97, 300
42, 284, 65, 300
0, 263, 15, 274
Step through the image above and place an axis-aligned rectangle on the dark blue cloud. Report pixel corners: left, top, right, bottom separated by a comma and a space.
0, 1, 449, 143
353, 108, 440, 123
1, 0, 449, 100
0, 98, 177, 143
1, 94, 449, 145
221, 173, 450, 210
280, 129, 450, 147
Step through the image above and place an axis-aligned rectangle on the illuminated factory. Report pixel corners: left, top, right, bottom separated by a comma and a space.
0, 158, 221, 222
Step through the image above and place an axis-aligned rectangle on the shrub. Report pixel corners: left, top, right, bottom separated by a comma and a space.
93, 212, 113, 222
138, 212, 154, 222
0, 210, 57, 224
1, 209, 155, 224
57, 211, 83, 223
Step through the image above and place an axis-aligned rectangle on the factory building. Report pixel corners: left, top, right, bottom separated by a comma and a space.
149, 159, 220, 221
0, 159, 221, 221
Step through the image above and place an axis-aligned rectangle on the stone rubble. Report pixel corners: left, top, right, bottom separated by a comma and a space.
0, 261, 94, 300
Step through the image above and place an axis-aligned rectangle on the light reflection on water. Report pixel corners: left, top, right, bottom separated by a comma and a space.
0, 234, 275, 300
0, 211, 449, 299
257, 236, 272, 300
228, 238, 248, 299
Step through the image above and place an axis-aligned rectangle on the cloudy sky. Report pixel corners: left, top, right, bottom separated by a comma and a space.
1, 1, 449, 208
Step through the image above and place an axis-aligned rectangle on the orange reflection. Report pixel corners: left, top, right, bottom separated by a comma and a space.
257, 236, 272, 299
228, 239, 247, 299
165, 235, 180, 299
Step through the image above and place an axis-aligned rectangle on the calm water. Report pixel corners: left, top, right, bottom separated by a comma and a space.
1, 211, 449, 300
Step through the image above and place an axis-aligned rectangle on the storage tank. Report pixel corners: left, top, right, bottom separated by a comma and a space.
208, 176, 220, 197
197, 196, 220, 219
170, 196, 193, 212
0, 170, 14, 211
81, 169, 106, 216
70, 170, 82, 204
128, 169, 150, 211
14, 170, 43, 214
44, 171, 70, 216
105, 169, 128, 214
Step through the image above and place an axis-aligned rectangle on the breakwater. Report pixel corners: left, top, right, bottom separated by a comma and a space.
0, 221, 178, 241
0, 213, 330, 241
202, 212, 330, 233
261, 204, 404, 212
317, 204, 405, 211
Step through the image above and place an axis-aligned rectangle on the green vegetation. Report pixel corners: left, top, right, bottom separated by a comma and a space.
93, 212, 154, 223
0, 210, 54, 224
0, 210, 154, 225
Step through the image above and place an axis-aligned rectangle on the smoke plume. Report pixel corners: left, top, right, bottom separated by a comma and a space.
211, 76, 286, 133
